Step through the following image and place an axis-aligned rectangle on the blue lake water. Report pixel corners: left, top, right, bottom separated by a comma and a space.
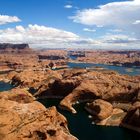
0, 81, 13, 92
68, 62, 140, 76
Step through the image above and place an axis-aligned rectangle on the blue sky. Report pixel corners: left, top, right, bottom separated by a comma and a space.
0, 0, 140, 49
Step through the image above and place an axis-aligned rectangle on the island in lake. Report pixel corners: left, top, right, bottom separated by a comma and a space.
0, 43, 139, 140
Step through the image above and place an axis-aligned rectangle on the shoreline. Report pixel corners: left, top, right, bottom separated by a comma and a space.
68, 60, 140, 69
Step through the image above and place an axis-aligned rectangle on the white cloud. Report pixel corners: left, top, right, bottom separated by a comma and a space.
83, 28, 96, 32
95, 34, 140, 49
109, 29, 122, 32
98, 34, 140, 49
101, 34, 139, 44
0, 24, 99, 48
133, 20, 140, 24
0, 24, 140, 49
70, 0, 140, 26
97, 25, 103, 28
64, 5, 73, 9
0, 15, 21, 25
70, 0, 140, 37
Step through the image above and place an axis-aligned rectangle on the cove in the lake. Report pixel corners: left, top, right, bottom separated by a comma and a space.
38, 98, 139, 140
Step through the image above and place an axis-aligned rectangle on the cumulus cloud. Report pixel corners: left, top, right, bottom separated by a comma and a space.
70, 0, 140, 26
70, 0, 140, 37
109, 29, 122, 32
0, 24, 78, 43
0, 24, 139, 49
133, 20, 140, 25
0, 15, 21, 25
83, 28, 96, 32
64, 5, 73, 9
101, 34, 139, 44
0, 24, 99, 48
97, 34, 140, 49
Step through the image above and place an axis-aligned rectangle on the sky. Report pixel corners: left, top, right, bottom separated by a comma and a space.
0, 0, 140, 49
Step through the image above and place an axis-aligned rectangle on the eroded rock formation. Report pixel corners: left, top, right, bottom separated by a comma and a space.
85, 99, 113, 120
59, 70, 139, 114
3, 65, 140, 133
0, 89, 77, 140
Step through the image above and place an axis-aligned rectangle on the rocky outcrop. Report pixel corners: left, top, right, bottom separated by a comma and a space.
35, 78, 80, 98
0, 89, 77, 140
57, 69, 140, 132
121, 101, 140, 133
0, 88, 35, 103
85, 99, 113, 120
96, 108, 126, 126
8, 69, 139, 108
59, 70, 139, 113
85, 99, 126, 126
84, 98, 140, 132
6, 68, 140, 133
60, 80, 101, 113
10, 69, 62, 89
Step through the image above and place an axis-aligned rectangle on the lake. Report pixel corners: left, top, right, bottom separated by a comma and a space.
0, 81, 14, 92
68, 62, 140, 76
